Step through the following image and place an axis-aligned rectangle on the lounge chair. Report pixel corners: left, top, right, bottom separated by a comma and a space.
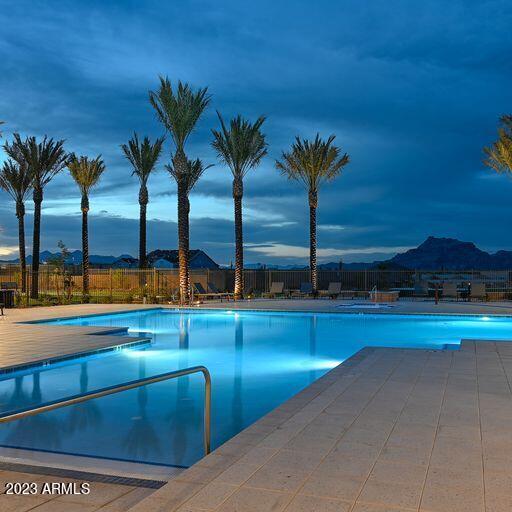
291, 282, 314, 298
442, 282, 458, 300
262, 282, 285, 298
319, 282, 342, 299
193, 282, 224, 301
470, 282, 487, 301
208, 282, 233, 301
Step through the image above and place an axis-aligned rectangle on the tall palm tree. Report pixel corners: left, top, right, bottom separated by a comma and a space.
484, 115, 512, 174
211, 114, 267, 300
121, 133, 164, 269
4, 134, 67, 298
0, 158, 33, 292
149, 76, 211, 303
68, 155, 106, 300
166, 157, 212, 270
276, 134, 349, 291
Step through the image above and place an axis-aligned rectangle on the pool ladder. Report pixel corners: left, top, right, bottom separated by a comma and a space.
0, 365, 212, 455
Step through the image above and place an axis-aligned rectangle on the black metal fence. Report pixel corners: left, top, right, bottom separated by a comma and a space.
1, 266, 512, 305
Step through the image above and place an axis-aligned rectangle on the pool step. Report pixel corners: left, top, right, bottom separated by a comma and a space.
0, 447, 184, 485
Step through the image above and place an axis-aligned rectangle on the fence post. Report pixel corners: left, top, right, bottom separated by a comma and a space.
109, 269, 113, 301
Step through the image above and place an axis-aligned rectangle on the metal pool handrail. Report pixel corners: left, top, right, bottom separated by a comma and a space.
0, 365, 212, 455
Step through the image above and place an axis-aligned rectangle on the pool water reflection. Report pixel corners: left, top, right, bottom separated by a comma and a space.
0, 309, 511, 467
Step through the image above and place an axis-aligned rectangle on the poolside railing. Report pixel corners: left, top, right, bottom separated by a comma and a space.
0, 365, 212, 456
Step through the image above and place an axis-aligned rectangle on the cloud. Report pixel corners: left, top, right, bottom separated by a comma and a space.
0, 245, 18, 257
262, 222, 298, 228
245, 242, 413, 260
1, 0, 511, 264
318, 224, 346, 232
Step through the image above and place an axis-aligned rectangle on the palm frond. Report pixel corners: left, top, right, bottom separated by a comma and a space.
149, 76, 211, 151
211, 112, 267, 179
166, 157, 213, 193
68, 155, 106, 196
4, 133, 67, 188
275, 134, 349, 193
0, 159, 33, 203
121, 133, 164, 184
484, 116, 512, 174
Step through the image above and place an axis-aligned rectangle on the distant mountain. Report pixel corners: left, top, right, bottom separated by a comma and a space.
320, 237, 512, 270
0, 250, 133, 265
3, 237, 512, 270
243, 263, 308, 270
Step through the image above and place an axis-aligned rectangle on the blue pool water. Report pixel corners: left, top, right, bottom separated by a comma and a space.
1, 309, 511, 467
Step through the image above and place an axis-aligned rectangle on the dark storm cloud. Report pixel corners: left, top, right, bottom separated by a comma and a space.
1, 0, 512, 264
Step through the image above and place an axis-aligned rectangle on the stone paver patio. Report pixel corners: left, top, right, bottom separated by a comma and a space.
126, 339, 512, 512
0, 304, 157, 371
1, 302, 512, 511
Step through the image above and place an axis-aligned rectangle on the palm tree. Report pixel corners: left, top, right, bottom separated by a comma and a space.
484, 115, 512, 174
165, 157, 212, 272
4, 134, 67, 299
0, 121, 4, 136
121, 133, 164, 269
276, 134, 349, 291
68, 155, 106, 300
149, 76, 211, 303
0, 158, 33, 292
211, 114, 267, 300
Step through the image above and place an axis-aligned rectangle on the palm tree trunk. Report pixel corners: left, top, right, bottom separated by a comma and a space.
31, 187, 43, 299
139, 185, 148, 269
233, 177, 244, 300
175, 152, 190, 304
309, 190, 318, 291
81, 195, 90, 301
16, 201, 27, 294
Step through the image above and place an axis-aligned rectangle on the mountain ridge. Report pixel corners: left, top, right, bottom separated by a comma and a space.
2, 237, 512, 270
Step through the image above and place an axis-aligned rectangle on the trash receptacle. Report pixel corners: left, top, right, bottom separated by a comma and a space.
0, 290, 15, 308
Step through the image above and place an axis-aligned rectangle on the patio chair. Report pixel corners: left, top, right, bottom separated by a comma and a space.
262, 282, 285, 298
208, 282, 234, 301
442, 282, 458, 300
291, 282, 314, 298
413, 280, 429, 297
319, 282, 342, 299
470, 282, 487, 301
193, 282, 221, 301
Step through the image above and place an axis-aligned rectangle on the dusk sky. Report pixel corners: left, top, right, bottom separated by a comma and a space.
1, 0, 511, 266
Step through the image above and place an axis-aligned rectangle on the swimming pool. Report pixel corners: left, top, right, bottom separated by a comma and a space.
1, 309, 511, 467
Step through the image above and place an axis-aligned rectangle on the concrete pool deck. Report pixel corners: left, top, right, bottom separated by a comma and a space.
2, 301, 512, 511
0, 304, 158, 371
